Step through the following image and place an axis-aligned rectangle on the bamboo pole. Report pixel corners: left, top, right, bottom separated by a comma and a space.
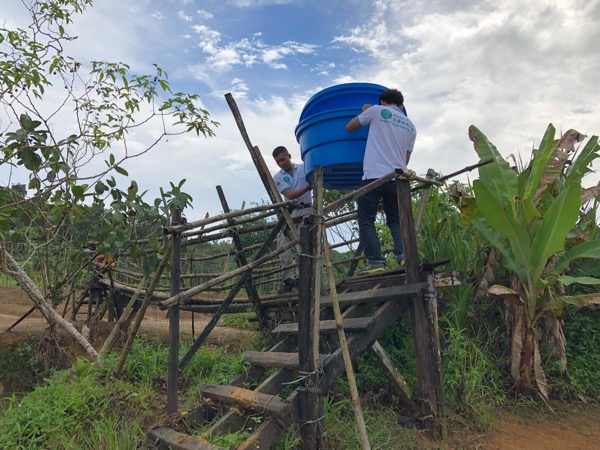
99, 276, 147, 357
164, 200, 291, 234
114, 242, 172, 377
322, 228, 371, 449
224, 92, 299, 240
159, 239, 298, 309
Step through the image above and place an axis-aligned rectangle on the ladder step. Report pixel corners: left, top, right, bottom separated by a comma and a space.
147, 425, 217, 449
320, 282, 427, 308
199, 384, 295, 421
272, 317, 371, 335
243, 351, 329, 369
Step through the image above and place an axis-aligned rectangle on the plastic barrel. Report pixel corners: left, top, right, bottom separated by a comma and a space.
295, 82, 388, 190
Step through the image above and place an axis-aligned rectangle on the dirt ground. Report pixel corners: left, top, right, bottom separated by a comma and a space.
0, 286, 254, 351
2, 286, 600, 449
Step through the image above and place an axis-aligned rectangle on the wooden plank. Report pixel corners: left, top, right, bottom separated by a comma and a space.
319, 283, 427, 308
226, 337, 294, 388
147, 426, 216, 450
368, 341, 418, 414
237, 392, 299, 450
199, 385, 295, 422
272, 317, 371, 335
243, 351, 329, 369
208, 368, 295, 436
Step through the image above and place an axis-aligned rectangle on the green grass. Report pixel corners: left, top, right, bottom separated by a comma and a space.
273, 397, 422, 449
220, 312, 260, 331
0, 337, 248, 449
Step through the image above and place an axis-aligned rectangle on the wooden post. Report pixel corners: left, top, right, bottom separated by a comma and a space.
297, 167, 324, 449
298, 216, 320, 450
415, 169, 436, 233
425, 272, 448, 440
167, 208, 182, 415
216, 185, 265, 326
396, 179, 440, 428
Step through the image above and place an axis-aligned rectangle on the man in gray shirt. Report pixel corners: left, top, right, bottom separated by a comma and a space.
272, 146, 312, 293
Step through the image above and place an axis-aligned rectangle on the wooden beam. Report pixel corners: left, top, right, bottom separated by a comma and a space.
272, 317, 371, 335
243, 351, 329, 369
147, 426, 217, 450
199, 385, 295, 422
368, 341, 418, 414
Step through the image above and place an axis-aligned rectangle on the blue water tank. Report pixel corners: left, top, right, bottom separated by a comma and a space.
295, 82, 388, 190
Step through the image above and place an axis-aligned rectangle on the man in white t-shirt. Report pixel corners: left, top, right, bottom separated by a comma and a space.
346, 88, 416, 274
272, 146, 313, 292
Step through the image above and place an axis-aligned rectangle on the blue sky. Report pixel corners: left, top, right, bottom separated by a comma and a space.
2, 0, 599, 217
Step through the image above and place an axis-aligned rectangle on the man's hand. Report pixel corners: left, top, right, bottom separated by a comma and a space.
361, 103, 372, 112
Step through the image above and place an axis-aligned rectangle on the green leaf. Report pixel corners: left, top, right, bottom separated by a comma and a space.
551, 240, 600, 274
72, 185, 85, 200
529, 182, 581, 280
473, 180, 530, 273
557, 275, 600, 286
472, 218, 527, 280
565, 136, 599, 184
95, 181, 107, 195
114, 165, 128, 176
468, 125, 518, 206
523, 124, 555, 200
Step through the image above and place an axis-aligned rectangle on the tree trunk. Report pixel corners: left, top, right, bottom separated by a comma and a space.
1, 241, 98, 361
517, 327, 535, 395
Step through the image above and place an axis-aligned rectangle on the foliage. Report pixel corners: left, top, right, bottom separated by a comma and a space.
0, 340, 45, 394
555, 306, 600, 401
273, 396, 421, 450
0, 338, 246, 448
417, 183, 486, 329
468, 124, 600, 394
0, 0, 217, 336
220, 312, 260, 331
442, 324, 507, 427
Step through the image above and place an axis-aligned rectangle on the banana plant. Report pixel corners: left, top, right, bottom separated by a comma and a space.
468, 124, 600, 398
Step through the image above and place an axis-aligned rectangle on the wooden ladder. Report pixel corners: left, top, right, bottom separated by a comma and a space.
148, 280, 427, 449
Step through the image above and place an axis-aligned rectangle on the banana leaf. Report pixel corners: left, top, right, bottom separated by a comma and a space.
545, 292, 600, 309
551, 240, 600, 274
565, 136, 600, 184
523, 124, 555, 200
469, 125, 518, 206
557, 275, 600, 286
529, 182, 581, 281
473, 180, 530, 277
472, 218, 527, 281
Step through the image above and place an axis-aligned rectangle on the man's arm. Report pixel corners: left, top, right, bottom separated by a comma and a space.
346, 103, 373, 132
406, 151, 412, 165
282, 185, 312, 201
346, 117, 361, 132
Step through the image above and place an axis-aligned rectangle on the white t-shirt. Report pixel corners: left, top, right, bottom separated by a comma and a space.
273, 163, 312, 204
357, 105, 416, 180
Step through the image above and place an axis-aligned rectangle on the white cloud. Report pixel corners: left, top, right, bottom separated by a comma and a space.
178, 10, 193, 22
332, 0, 600, 186
226, 0, 296, 7
196, 9, 214, 20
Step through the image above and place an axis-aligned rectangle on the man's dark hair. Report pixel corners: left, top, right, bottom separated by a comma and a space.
379, 89, 404, 106
272, 146, 290, 158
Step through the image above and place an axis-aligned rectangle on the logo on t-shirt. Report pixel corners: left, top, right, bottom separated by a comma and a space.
284, 176, 290, 182
380, 109, 392, 120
